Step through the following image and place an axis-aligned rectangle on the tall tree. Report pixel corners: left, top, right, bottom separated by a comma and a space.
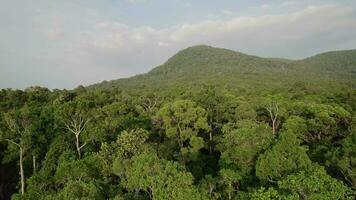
0, 106, 38, 195
256, 131, 312, 183
115, 152, 206, 200
218, 169, 241, 200
57, 100, 91, 159
155, 100, 210, 161
278, 165, 355, 199
263, 95, 285, 136
218, 120, 273, 182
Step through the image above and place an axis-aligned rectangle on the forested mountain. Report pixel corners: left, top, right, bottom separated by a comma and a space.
90, 45, 356, 91
0, 45, 355, 199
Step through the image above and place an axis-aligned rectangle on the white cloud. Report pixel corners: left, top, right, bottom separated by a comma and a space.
127, 0, 149, 4
281, 1, 297, 7
76, 4, 356, 60
1, 1, 356, 89
41, 3, 352, 88
260, 4, 272, 10
158, 42, 169, 46
44, 29, 63, 41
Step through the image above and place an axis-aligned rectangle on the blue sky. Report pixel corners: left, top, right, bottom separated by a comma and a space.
1, 0, 356, 89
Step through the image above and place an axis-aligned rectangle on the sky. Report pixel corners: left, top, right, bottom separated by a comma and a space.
1, 0, 356, 89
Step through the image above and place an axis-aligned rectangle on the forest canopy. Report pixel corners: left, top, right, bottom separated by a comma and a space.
0, 45, 355, 199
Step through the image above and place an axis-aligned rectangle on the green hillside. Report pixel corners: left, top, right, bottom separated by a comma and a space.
89, 45, 356, 92
1, 45, 356, 199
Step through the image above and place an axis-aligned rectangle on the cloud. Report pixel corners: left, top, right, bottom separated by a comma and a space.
158, 42, 169, 46
170, 5, 355, 42
75, 4, 356, 64
281, 1, 297, 7
1, 1, 356, 89
184, 2, 192, 7
127, 0, 149, 4
44, 29, 63, 41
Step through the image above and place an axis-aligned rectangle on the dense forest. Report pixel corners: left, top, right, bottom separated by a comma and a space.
0, 45, 355, 199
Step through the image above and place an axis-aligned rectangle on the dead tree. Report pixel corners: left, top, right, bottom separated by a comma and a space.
266, 100, 280, 136
3, 116, 26, 195
6, 139, 25, 195
64, 113, 89, 159
140, 96, 162, 115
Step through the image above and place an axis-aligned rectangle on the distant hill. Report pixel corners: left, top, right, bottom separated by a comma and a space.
88, 45, 356, 92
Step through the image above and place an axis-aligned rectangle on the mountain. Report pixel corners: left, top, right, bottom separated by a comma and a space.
89, 45, 356, 92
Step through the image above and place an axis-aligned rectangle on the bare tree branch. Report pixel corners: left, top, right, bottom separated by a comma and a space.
6, 139, 21, 148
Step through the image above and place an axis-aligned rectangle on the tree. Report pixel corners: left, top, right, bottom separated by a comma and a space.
91, 100, 151, 144
54, 151, 101, 184
192, 87, 233, 152
282, 116, 308, 140
247, 165, 355, 200
278, 165, 355, 199
99, 128, 150, 179
0, 106, 39, 195
326, 131, 356, 189
57, 100, 91, 159
136, 93, 163, 116
42, 180, 106, 200
199, 175, 220, 199
256, 131, 312, 183
263, 95, 286, 136
218, 169, 241, 200
290, 102, 350, 142
22, 134, 73, 199
63, 112, 89, 159
114, 152, 206, 200
249, 187, 297, 200
155, 100, 210, 160
193, 87, 257, 153
35, 151, 110, 200
218, 120, 273, 181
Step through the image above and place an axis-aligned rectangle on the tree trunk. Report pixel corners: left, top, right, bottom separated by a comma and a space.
63, 116, 89, 160
272, 119, 276, 135
32, 155, 36, 172
267, 102, 279, 136
209, 185, 214, 197
75, 134, 81, 159
19, 148, 25, 195
6, 140, 25, 195
228, 183, 232, 200
209, 131, 213, 154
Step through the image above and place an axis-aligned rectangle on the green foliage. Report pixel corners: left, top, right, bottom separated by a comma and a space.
89, 46, 356, 91
290, 101, 351, 142
256, 131, 312, 182
116, 152, 206, 200
155, 99, 209, 160
278, 165, 355, 199
44, 180, 106, 200
326, 131, 356, 189
199, 175, 220, 199
247, 165, 355, 200
1, 45, 355, 199
282, 116, 307, 139
100, 128, 150, 178
218, 169, 241, 200
249, 187, 298, 200
55, 151, 101, 184
218, 120, 273, 181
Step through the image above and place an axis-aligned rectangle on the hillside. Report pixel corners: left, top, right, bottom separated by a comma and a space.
2, 45, 356, 199
89, 45, 356, 92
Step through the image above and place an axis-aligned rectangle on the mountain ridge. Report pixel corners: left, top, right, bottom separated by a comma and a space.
88, 45, 356, 91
